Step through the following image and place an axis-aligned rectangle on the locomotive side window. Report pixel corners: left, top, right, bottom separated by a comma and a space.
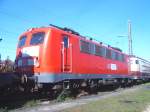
95, 45, 101, 56
118, 53, 122, 61
90, 43, 95, 54
111, 51, 116, 60
95, 45, 106, 57
118, 53, 121, 61
115, 52, 119, 60
80, 39, 124, 62
101, 47, 106, 57
106, 49, 111, 59
30, 32, 45, 45
18, 36, 27, 48
121, 54, 125, 62
114, 52, 125, 62
80, 40, 90, 53
63, 36, 69, 48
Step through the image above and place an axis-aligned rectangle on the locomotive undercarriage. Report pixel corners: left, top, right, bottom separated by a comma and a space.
18, 75, 150, 95
1, 73, 150, 97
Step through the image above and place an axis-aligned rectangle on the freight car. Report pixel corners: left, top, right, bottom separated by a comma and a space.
15, 25, 150, 91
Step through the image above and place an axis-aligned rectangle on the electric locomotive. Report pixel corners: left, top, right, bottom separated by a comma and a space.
15, 25, 135, 90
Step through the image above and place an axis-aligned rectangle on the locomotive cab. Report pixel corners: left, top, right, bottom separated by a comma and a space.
16, 28, 49, 76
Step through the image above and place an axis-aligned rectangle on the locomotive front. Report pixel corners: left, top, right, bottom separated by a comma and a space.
15, 27, 51, 84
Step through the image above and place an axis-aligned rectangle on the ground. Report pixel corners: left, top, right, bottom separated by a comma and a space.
62, 84, 150, 112
10, 83, 150, 112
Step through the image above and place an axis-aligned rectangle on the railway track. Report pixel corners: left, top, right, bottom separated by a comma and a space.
11, 83, 148, 112
0, 82, 147, 112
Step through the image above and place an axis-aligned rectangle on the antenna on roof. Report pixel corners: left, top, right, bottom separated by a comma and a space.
49, 24, 80, 36
111, 47, 122, 52
63, 27, 80, 36
49, 24, 64, 30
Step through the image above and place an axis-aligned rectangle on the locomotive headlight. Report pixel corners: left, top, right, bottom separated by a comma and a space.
34, 57, 40, 67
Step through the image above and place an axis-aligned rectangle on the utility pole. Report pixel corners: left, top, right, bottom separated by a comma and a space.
128, 20, 133, 55
118, 20, 133, 55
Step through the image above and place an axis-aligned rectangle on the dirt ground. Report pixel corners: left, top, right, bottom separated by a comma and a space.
11, 84, 146, 112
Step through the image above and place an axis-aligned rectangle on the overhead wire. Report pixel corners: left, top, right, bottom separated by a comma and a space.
0, 6, 53, 60
0, 27, 19, 36
0, 10, 36, 25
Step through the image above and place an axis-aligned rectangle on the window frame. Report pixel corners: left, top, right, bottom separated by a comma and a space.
30, 32, 45, 45
80, 40, 90, 54
106, 48, 111, 59
18, 35, 27, 48
111, 50, 116, 60
79, 39, 125, 62
118, 53, 122, 61
121, 54, 125, 62
95, 45, 102, 56
89, 43, 95, 54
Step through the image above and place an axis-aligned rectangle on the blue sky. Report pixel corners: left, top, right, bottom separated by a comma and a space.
0, 0, 150, 61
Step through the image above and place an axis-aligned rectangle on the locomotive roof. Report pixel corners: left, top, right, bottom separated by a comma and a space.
49, 25, 124, 54
23, 25, 125, 55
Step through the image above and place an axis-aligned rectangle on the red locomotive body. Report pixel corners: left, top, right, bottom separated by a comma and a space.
16, 26, 129, 86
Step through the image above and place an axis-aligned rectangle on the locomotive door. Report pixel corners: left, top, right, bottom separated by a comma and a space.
61, 35, 72, 72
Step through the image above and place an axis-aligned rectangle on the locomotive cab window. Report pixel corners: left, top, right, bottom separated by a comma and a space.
30, 32, 45, 45
18, 36, 27, 48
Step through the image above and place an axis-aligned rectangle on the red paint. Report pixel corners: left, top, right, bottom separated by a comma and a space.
16, 27, 130, 77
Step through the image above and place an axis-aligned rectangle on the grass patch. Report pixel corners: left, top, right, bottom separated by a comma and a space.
23, 100, 40, 108
63, 84, 150, 112
56, 90, 73, 102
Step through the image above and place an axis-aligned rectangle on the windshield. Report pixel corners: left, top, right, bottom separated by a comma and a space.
18, 36, 27, 48
30, 32, 45, 45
